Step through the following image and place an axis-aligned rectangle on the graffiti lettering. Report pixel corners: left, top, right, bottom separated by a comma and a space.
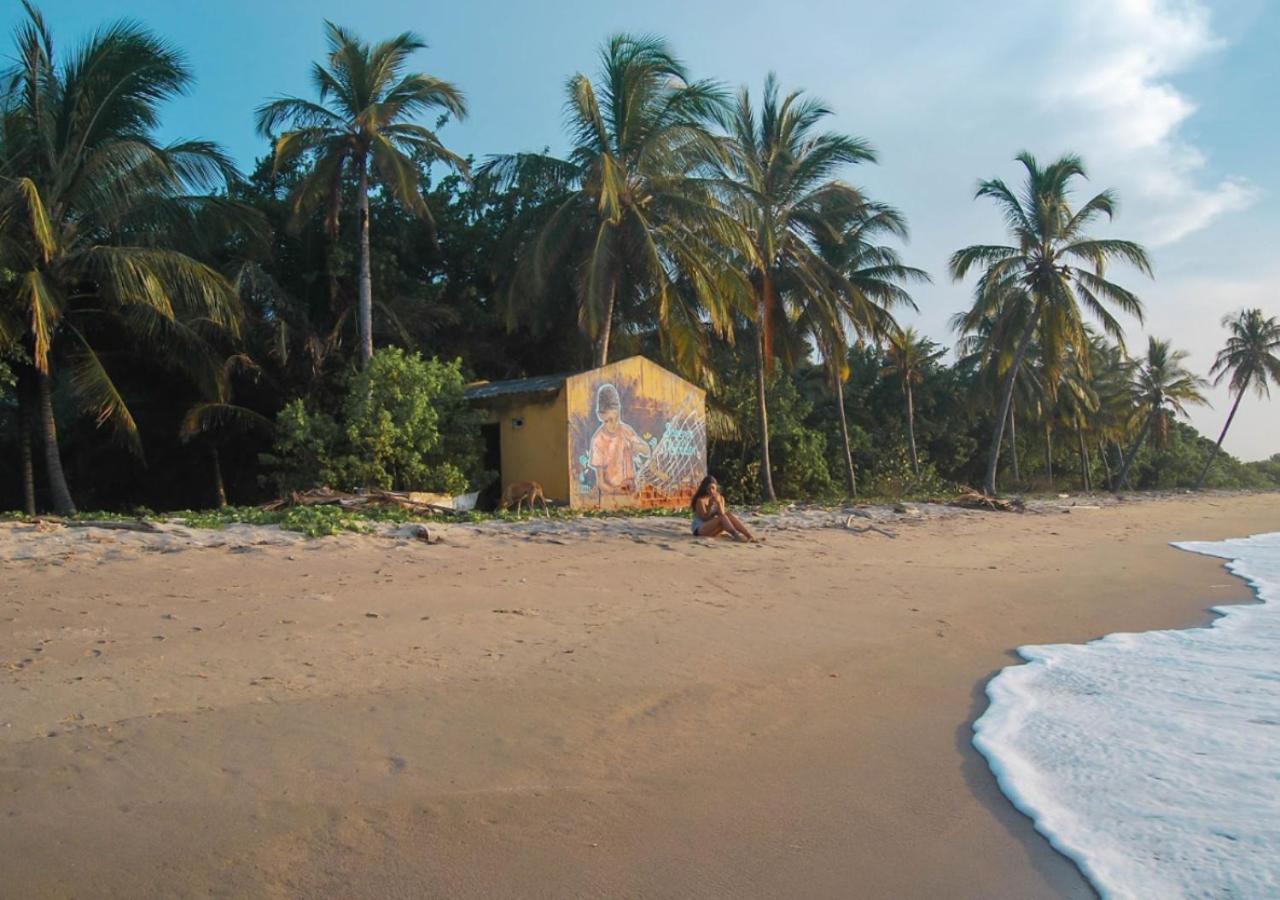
660, 426, 697, 457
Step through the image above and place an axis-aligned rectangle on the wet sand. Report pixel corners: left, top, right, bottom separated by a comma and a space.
2, 492, 1276, 898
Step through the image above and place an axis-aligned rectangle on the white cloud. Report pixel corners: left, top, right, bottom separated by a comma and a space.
1041, 0, 1258, 246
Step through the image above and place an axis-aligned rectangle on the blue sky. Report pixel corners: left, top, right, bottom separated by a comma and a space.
5, 0, 1277, 458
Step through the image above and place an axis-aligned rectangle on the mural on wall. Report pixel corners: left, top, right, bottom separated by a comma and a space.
588, 383, 651, 494
567, 362, 706, 510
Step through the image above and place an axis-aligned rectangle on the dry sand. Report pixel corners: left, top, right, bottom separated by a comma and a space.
2, 492, 1277, 899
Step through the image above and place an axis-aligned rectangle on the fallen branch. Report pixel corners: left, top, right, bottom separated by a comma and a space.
844, 518, 897, 538
943, 488, 1025, 513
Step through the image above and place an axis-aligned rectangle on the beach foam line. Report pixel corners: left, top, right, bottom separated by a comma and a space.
973, 532, 1280, 900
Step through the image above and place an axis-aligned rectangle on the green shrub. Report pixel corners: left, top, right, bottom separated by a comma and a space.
266, 348, 486, 494
866, 441, 950, 498
774, 426, 838, 499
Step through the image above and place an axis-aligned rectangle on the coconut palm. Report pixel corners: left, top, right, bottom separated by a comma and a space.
1080, 330, 1133, 490
951, 152, 1152, 496
1195, 308, 1280, 488
954, 310, 1035, 484
719, 75, 878, 500
481, 34, 744, 374
1114, 337, 1207, 490
0, 3, 244, 514
256, 21, 468, 366
1042, 344, 1098, 490
179, 353, 275, 508
883, 327, 944, 477
803, 204, 926, 495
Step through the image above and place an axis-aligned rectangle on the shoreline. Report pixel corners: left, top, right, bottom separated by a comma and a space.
1, 493, 1276, 897
972, 532, 1279, 898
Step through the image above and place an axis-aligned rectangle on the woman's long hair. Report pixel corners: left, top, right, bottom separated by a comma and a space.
691, 475, 717, 512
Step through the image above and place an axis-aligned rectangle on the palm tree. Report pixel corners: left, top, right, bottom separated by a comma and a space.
951, 152, 1152, 496
1114, 337, 1207, 490
1195, 309, 1280, 488
256, 21, 468, 366
0, 3, 244, 514
719, 75, 878, 500
481, 35, 743, 373
954, 310, 1034, 485
1046, 344, 1098, 491
1081, 332, 1133, 489
179, 353, 275, 508
883, 327, 944, 476
805, 204, 927, 495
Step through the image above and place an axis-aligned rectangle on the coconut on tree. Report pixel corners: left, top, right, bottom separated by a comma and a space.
256, 21, 468, 367
951, 152, 1152, 497
1195, 308, 1280, 489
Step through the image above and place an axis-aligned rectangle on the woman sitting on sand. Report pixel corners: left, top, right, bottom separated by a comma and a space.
690, 476, 756, 542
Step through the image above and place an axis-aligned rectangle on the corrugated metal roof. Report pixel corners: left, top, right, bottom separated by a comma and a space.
464, 373, 568, 402
465, 356, 705, 403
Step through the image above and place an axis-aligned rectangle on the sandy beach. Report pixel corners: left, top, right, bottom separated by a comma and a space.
2, 492, 1276, 898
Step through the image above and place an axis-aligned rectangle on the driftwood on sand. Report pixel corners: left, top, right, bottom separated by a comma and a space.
260, 487, 467, 517
944, 489, 1025, 513
844, 518, 898, 538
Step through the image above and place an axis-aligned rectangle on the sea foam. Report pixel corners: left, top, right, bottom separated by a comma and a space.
972, 532, 1280, 899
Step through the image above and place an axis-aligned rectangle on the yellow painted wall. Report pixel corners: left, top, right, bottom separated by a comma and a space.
564, 356, 706, 510
492, 392, 570, 503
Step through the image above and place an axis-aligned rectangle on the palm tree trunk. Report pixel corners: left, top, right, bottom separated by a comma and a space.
356, 157, 374, 367
1099, 439, 1114, 491
1115, 409, 1154, 491
211, 446, 228, 509
1077, 426, 1090, 492
753, 277, 777, 502
984, 306, 1041, 496
37, 369, 76, 515
1195, 389, 1244, 490
1008, 398, 1020, 483
17, 368, 36, 515
593, 277, 617, 368
835, 374, 857, 498
905, 384, 920, 477
1044, 423, 1054, 488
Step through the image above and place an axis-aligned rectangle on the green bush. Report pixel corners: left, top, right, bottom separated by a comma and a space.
774, 426, 838, 499
267, 348, 486, 495
1243, 454, 1280, 487
865, 440, 950, 498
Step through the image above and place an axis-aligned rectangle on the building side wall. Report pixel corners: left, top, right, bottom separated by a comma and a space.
564, 357, 706, 510
493, 393, 570, 503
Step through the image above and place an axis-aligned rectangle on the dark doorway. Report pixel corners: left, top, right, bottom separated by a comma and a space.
480, 423, 502, 510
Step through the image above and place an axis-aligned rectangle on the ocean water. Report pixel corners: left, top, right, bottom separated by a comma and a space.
972, 532, 1280, 900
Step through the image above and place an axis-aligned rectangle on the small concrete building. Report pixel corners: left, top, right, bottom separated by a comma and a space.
465, 356, 707, 511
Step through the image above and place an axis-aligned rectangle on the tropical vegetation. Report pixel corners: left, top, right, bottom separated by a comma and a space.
1196, 309, 1280, 488
1, 5, 1277, 518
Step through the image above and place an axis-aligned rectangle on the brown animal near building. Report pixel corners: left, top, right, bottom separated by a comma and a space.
502, 480, 551, 517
